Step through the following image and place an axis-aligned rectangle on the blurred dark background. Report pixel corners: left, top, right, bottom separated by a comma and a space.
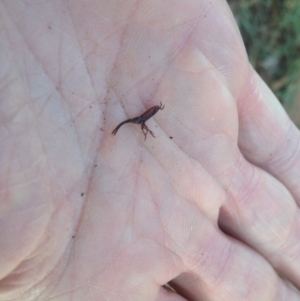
228, 0, 300, 127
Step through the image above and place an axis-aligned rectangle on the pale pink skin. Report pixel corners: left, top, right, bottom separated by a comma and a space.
1, 0, 300, 300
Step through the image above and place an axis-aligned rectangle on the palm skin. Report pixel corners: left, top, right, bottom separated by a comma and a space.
1, 0, 300, 300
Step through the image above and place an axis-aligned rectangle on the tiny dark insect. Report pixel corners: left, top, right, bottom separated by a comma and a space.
111, 102, 164, 140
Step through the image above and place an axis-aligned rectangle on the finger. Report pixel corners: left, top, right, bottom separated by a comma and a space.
237, 68, 300, 205
218, 151, 300, 290
170, 230, 300, 301
169, 99, 300, 292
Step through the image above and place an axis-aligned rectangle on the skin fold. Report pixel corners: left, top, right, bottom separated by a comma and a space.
0, 0, 300, 300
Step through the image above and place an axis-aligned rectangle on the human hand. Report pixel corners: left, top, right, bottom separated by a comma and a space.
1, 1, 300, 300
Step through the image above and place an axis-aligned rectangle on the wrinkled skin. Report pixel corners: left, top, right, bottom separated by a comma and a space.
1, 0, 300, 300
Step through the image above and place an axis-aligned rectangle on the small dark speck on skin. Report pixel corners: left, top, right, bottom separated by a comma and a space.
100, 128, 103, 131
81, 193, 84, 197
94, 164, 97, 167
90, 106, 92, 108
72, 235, 75, 239
169, 136, 173, 139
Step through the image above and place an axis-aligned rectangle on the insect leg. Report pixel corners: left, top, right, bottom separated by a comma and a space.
141, 123, 155, 140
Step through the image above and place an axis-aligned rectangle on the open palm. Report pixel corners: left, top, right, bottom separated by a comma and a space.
1, 1, 300, 300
